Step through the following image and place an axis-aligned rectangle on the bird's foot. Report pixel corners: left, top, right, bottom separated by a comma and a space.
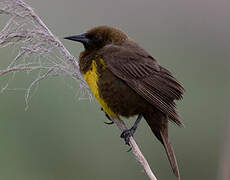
103, 114, 114, 125
120, 127, 136, 145
120, 114, 142, 148
101, 107, 114, 125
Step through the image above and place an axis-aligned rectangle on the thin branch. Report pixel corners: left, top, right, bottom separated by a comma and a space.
111, 116, 157, 180
0, 66, 48, 76
0, 1, 157, 179
25, 67, 55, 108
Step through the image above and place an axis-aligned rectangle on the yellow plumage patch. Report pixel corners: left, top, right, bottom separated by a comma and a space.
83, 60, 117, 116
99, 58, 105, 69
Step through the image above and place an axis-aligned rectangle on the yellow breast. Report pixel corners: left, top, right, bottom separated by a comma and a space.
83, 60, 117, 117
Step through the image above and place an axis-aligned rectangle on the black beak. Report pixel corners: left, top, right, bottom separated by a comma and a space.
64, 33, 88, 44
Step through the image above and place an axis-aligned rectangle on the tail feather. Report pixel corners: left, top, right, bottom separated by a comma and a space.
159, 129, 180, 180
144, 112, 180, 180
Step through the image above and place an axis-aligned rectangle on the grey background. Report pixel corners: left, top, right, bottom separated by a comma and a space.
0, 0, 230, 179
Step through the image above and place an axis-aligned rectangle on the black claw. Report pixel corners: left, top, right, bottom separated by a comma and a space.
104, 121, 114, 125
120, 114, 143, 147
105, 113, 111, 121
120, 127, 136, 145
126, 147, 132, 152
101, 107, 112, 123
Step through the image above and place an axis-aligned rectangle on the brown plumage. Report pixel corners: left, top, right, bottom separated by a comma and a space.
64, 25, 184, 179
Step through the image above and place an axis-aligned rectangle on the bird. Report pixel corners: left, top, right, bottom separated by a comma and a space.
64, 25, 184, 179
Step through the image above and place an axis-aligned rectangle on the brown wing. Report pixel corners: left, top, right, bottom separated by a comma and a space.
101, 41, 184, 125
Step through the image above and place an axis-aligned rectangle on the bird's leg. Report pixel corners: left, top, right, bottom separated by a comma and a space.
101, 107, 114, 125
120, 114, 143, 145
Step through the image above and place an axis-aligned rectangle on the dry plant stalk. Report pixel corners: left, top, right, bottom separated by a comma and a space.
0, 0, 157, 179
111, 116, 157, 180
0, 0, 90, 107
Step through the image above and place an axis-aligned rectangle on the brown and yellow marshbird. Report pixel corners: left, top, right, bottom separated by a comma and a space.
64, 26, 184, 179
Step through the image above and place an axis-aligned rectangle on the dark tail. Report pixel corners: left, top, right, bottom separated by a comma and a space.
144, 112, 180, 180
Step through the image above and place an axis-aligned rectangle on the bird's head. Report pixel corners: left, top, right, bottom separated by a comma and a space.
64, 26, 128, 50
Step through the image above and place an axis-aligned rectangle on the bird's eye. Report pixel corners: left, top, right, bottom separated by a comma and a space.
92, 35, 99, 41
87, 34, 99, 41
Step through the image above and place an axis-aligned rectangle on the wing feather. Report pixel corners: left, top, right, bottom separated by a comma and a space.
101, 42, 184, 125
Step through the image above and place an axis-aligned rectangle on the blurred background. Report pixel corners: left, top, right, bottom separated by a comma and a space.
0, 0, 230, 179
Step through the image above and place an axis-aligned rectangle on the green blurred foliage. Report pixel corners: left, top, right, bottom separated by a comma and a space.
0, 0, 230, 180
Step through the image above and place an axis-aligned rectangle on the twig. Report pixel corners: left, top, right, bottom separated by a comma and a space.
111, 116, 157, 180
25, 67, 55, 108
0, 66, 48, 76
0, 0, 157, 179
